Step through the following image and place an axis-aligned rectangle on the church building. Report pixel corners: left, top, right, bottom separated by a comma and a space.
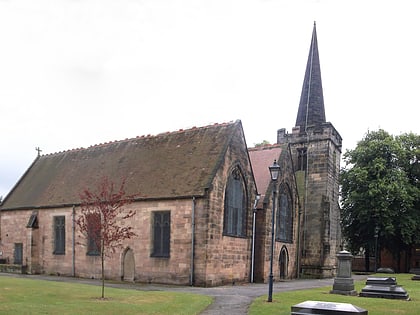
0, 23, 342, 286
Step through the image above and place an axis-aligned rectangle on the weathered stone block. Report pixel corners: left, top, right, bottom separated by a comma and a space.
331, 277, 357, 296
331, 251, 357, 296
291, 300, 367, 314
360, 284, 409, 300
365, 277, 396, 286
360, 277, 409, 300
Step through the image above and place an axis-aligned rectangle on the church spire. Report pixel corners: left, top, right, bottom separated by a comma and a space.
295, 22, 326, 131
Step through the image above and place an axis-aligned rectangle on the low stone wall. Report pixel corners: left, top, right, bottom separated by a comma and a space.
0, 264, 27, 274
352, 257, 374, 272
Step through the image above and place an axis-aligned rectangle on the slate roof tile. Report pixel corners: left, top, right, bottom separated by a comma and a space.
248, 144, 284, 208
2, 121, 242, 210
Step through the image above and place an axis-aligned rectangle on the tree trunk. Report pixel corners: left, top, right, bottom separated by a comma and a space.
406, 248, 411, 273
101, 239, 105, 299
364, 247, 370, 272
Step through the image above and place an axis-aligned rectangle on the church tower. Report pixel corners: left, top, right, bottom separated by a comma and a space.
277, 23, 342, 278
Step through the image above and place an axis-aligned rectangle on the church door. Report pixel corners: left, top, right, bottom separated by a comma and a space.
122, 248, 135, 282
279, 247, 288, 279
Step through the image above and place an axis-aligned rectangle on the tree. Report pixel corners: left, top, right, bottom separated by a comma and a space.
254, 140, 271, 147
394, 132, 420, 268
76, 176, 138, 298
340, 130, 419, 272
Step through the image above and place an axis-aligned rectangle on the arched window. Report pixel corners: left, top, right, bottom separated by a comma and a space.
223, 167, 247, 237
276, 184, 293, 242
297, 148, 307, 171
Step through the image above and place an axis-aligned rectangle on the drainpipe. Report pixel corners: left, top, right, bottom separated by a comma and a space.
250, 194, 260, 283
72, 205, 76, 277
302, 138, 310, 277
296, 202, 302, 279
190, 197, 196, 286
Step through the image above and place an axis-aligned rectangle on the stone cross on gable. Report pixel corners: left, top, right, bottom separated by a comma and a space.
35, 147, 42, 157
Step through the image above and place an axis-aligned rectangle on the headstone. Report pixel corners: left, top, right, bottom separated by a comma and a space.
330, 251, 357, 296
360, 285, 409, 300
376, 267, 394, 273
360, 277, 409, 300
365, 277, 396, 286
291, 300, 368, 315
409, 267, 420, 281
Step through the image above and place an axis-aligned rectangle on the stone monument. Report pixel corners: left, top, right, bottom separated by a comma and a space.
360, 277, 410, 300
291, 301, 368, 315
410, 267, 420, 280
330, 250, 357, 295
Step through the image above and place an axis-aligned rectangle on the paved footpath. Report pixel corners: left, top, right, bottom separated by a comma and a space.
0, 273, 368, 315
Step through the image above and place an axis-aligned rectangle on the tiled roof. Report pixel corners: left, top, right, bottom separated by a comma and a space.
248, 144, 284, 208
2, 121, 242, 210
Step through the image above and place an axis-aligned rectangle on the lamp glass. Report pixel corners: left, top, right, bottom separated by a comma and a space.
269, 159, 280, 181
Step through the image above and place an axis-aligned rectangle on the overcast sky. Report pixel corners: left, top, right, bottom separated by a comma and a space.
1, 0, 419, 198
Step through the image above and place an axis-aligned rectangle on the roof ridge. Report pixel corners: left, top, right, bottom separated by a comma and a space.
248, 143, 284, 151
156, 120, 238, 136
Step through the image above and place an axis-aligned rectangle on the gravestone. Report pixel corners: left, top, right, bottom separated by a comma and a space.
291, 300, 368, 315
330, 250, 357, 296
365, 277, 396, 286
376, 267, 394, 274
409, 267, 420, 281
360, 277, 409, 300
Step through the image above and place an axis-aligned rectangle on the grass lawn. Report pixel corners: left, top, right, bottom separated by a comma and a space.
0, 276, 212, 315
249, 273, 419, 315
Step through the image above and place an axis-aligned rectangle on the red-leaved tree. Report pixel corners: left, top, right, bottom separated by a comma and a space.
76, 176, 138, 298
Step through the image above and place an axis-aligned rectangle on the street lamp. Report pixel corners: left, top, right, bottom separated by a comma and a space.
268, 159, 280, 302
374, 226, 379, 272
251, 194, 261, 283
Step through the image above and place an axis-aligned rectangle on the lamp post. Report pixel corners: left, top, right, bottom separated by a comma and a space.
268, 159, 280, 302
251, 194, 261, 283
374, 226, 379, 272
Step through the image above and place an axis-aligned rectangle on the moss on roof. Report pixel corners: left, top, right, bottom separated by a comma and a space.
2, 121, 242, 210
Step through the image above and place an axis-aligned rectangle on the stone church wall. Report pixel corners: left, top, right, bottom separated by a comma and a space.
0, 210, 33, 267
1, 200, 196, 285
0, 126, 256, 287
278, 124, 341, 278
259, 145, 300, 282
193, 127, 256, 286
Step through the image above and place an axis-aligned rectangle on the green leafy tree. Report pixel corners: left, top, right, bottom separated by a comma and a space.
76, 176, 138, 298
340, 130, 419, 272
254, 140, 271, 147
394, 132, 420, 267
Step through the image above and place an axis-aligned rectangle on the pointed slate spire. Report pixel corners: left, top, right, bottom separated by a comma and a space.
295, 22, 326, 131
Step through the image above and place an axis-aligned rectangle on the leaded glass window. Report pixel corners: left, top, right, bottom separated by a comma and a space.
53, 216, 65, 255
151, 211, 170, 257
223, 167, 247, 237
87, 213, 100, 256
276, 186, 293, 242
